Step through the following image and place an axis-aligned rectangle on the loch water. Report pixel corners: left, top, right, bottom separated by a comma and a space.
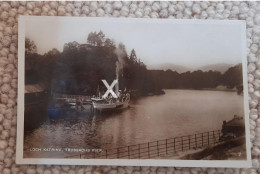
24, 89, 244, 157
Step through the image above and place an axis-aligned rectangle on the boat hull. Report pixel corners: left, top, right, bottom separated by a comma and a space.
93, 103, 117, 110
93, 100, 129, 111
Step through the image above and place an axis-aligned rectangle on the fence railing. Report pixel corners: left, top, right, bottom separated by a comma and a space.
66, 130, 222, 159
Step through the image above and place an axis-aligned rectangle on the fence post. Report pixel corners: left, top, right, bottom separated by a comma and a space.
105, 149, 108, 159
202, 133, 204, 147
181, 137, 183, 152
157, 141, 159, 156
218, 130, 221, 142
148, 142, 150, 158
213, 131, 215, 144
195, 134, 197, 149
208, 132, 210, 146
128, 146, 130, 159
80, 154, 81, 159
174, 138, 176, 152
188, 135, 191, 150
166, 139, 168, 154
138, 144, 141, 159
117, 148, 119, 159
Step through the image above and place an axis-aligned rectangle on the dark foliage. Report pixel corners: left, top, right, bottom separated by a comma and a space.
221, 65, 243, 89
25, 32, 243, 96
150, 69, 222, 90
25, 38, 37, 55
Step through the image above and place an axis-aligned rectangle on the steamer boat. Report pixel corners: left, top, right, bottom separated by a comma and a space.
91, 61, 130, 111
91, 81, 130, 111
91, 93, 130, 111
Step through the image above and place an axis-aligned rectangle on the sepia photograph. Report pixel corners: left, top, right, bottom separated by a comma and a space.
17, 17, 251, 167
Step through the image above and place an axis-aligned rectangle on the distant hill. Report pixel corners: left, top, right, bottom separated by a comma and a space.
147, 63, 194, 73
197, 63, 233, 74
148, 63, 233, 74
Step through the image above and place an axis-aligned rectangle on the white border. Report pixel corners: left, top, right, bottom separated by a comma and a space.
16, 16, 251, 168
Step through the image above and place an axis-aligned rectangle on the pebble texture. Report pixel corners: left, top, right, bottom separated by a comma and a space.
0, 1, 260, 173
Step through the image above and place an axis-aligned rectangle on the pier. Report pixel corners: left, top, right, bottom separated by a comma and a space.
53, 93, 93, 103
52, 93, 94, 111
66, 130, 222, 159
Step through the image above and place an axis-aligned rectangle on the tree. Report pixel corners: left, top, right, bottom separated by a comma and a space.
87, 31, 106, 46
63, 41, 80, 52
96, 31, 105, 46
25, 37, 37, 55
104, 38, 115, 49
45, 48, 60, 57
87, 32, 97, 46
221, 64, 242, 89
129, 49, 137, 63
25, 38, 38, 84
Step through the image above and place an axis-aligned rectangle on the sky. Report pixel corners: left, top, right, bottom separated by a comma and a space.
25, 17, 245, 69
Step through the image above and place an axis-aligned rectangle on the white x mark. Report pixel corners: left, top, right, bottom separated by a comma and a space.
102, 80, 118, 98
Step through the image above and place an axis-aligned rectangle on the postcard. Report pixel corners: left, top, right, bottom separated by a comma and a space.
16, 16, 251, 167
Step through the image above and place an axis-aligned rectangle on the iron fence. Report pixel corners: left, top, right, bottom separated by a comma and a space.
66, 130, 222, 159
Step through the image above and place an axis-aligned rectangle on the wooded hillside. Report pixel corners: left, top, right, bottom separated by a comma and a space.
25, 31, 243, 96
